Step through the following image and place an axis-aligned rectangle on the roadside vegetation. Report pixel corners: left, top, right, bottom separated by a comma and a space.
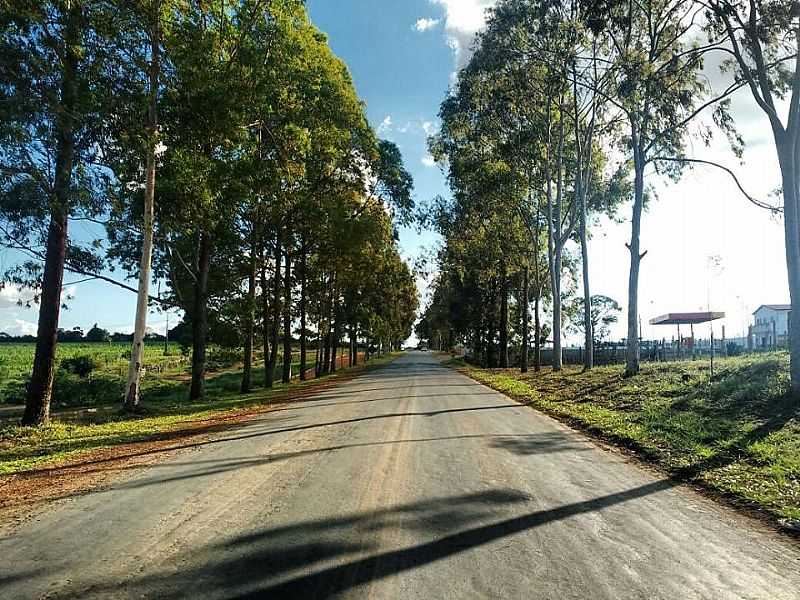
0, 342, 335, 407
449, 353, 800, 523
0, 352, 400, 476
0, 1, 418, 427
0, 342, 187, 405
418, 0, 800, 389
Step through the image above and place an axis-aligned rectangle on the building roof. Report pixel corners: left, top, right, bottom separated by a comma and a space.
649, 312, 725, 326
753, 304, 791, 314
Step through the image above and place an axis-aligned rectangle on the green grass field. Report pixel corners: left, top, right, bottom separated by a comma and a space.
0, 342, 190, 405
0, 342, 329, 407
449, 353, 800, 523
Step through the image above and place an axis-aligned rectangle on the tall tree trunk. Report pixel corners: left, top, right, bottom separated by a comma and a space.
521, 266, 529, 373
24, 212, 69, 426
573, 58, 596, 373
545, 94, 566, 373
267, 236, 282, 388
531, 185, 543, 374
322, 329, 331, 374
282, 246, 292, 384
124, 0, 161, 411
487, 281, 497, 368
348, 323, 354, 367
580, 190, 593, 371
350, 323, 358, 367
552, 247, 563, 371
473, 325, 482, 366
777, 137, 800, 394
241, 233, 256, 394
499, 262, 509, 368
322, 275, 332, 374
534, 292, 541, 372
23, 3, 80, 427
625, 139, 646, 377
260, 257, 271, 387
315, 304, 324, 378
189, 231, 211, 401
299, 237, 307, 381
330, 290, 340, 373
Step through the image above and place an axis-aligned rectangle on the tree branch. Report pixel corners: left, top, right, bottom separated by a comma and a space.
651, 156, 782, 213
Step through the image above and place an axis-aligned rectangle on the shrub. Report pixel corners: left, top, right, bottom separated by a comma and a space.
726, 342, 743, 357
51, 370, 123, 407
59, 355, 99, 378
206, 346, 242, 371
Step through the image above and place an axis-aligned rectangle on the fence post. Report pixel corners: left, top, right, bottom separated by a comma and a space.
773, 320, 778, 351
722, 326, 727, 357
711, 328, 715, 379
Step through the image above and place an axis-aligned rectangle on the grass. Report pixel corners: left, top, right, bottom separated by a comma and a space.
0, 352, 397, 476
0, 342, 190, 404
448, 353, 800, 522
0, 342, 326, 407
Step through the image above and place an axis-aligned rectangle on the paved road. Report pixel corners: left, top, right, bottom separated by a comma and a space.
2, 352, 799, 599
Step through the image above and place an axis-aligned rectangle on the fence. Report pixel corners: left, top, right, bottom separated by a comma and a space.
472, 337, 782, 369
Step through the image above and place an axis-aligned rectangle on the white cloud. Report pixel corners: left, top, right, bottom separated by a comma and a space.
430, 0, 497, 68
0, 283, 75, 311
377, 115, 393, 135
422, 154, 437, 168
1, 319, 37, 336
394, 119, 438, 138
0, 286, 22, 308
414, 17, 441, 32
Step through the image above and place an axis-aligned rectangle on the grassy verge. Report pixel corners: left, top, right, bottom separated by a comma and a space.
446, 353, 800, 523
0, 353, 399, 476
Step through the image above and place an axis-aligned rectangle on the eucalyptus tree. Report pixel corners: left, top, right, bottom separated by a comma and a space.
462, 0, 583, 371
434, 0, 610, 371
432, 73, 530, 366
583, 0, 713, 376
122, 0, 161, 410
0, 0, 118, 425
703, 0, 800, 394
151, 0, 296, 400
99, 0, 171, 410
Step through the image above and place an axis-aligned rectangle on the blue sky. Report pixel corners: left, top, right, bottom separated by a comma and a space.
0, 0, 790, 342
307, 0, 455, 260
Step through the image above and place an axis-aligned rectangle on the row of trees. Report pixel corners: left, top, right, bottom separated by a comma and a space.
418, 0, 798, 388
1, 0, 418, 426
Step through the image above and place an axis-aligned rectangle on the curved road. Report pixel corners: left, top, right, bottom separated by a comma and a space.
2, 352, 799, 598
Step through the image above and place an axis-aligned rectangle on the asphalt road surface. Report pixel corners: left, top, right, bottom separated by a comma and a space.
2, 352, 800, 599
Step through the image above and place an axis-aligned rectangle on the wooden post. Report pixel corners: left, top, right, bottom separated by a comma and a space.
690, 323, 695, 360
772, 320, 778, 351
711, 326, 715, 380
722, 325, 727, 356
677, 325, 682, 360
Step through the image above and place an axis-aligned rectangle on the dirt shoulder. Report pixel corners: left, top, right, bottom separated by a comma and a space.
0, 355, 398, 526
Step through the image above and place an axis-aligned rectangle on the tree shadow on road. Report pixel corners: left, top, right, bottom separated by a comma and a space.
16, 431, 588, 504
57, 480, 677, 600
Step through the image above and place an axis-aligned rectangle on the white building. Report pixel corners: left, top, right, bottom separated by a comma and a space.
751, 304, 791, 349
